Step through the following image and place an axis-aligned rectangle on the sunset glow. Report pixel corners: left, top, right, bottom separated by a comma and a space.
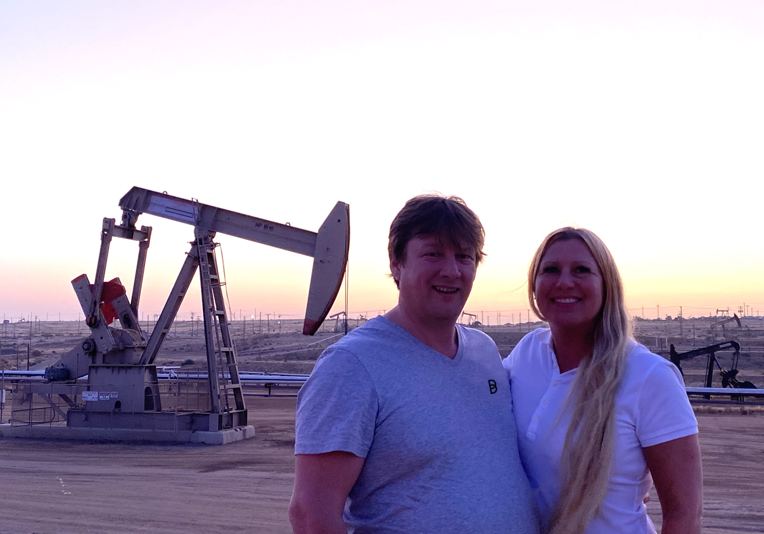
1, 1, 762, 324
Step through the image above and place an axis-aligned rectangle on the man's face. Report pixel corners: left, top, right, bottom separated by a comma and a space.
390, 235, 477, 324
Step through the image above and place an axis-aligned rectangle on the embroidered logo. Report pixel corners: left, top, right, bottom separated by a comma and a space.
488, 379, 497, 394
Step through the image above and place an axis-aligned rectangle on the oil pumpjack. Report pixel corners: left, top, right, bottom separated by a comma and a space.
28, 187, 349, 442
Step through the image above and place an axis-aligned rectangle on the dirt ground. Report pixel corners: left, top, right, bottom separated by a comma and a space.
1, 318, 763, 532
0, 397, 297, 534
0, 398, 762, 534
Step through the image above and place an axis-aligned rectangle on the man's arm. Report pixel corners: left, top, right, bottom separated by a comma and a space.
643, 434, 703, 534
289, 451, 366, 534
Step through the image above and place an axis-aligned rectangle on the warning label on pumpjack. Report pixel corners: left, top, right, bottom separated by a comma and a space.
82, 391, 98, 401
99, 392, 110, 401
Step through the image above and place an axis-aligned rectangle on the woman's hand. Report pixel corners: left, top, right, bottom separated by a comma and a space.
643, 434, 703, 534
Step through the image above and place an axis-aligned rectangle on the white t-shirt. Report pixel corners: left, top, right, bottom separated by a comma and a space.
504, 328, 697, 534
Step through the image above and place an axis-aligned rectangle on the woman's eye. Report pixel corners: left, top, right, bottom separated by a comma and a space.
542, 266, 558, 274
574, 266, 591, 274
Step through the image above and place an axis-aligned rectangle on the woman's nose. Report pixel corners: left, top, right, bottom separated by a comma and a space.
555, 269, 574, 287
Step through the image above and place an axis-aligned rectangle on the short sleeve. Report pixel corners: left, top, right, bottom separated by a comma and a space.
503, 330, 530, 379
502, 350, 513, 380
295, 347, 379, 458
636, 360, 698, 448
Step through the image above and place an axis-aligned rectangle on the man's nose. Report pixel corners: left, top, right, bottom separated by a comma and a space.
440, 254, 462, 277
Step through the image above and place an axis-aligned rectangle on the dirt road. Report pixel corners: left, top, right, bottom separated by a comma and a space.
0, 398, 761, 533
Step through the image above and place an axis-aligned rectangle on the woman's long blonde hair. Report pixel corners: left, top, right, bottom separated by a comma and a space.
528, 228, 632, 534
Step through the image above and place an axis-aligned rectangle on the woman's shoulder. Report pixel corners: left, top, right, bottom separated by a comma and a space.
625, 342, 679, 375
505, 328, 551, 370
621, 341, 686, 396
518, 327, 551, 348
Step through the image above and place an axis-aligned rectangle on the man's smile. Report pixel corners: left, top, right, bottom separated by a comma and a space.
433, 286, 459, 294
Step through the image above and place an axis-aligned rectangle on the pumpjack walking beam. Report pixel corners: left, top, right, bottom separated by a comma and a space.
119, 187, 349, 336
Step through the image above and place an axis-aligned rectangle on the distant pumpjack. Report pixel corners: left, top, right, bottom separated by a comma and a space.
670, 340, 756, 391
710, 313, 742, 340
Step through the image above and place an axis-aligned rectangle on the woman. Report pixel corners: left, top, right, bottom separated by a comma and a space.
504, 228, 702, 534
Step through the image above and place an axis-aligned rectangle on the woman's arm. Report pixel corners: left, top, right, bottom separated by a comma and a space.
643, 434, 703, 534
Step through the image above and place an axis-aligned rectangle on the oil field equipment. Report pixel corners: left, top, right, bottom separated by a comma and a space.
19, 187, 349, 442
670, 341, 757, 391
710, 313, 742, 340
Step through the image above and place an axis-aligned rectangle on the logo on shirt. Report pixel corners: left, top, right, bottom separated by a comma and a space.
488, 379, 497, 394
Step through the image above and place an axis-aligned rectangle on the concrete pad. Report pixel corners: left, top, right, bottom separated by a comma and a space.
0, 423, 255, 445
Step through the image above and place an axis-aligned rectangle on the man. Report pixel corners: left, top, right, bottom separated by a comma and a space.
289, 195, 538, 534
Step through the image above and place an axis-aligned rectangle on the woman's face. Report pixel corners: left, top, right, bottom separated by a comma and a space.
534, 238, 604, 333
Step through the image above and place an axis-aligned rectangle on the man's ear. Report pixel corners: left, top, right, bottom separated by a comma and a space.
390, 258, 401, 284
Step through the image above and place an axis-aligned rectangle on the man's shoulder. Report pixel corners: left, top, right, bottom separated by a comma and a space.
315, 316, 409, 371
330, 316, 403, 351
456, 325, 501, 353
457, 324, 494, 342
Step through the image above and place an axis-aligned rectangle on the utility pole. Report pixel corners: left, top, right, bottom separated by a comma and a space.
679, 306, 683, 338
657, 305, 660, 320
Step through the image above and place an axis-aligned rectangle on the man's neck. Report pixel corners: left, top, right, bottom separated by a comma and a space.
385, 306, 459, 359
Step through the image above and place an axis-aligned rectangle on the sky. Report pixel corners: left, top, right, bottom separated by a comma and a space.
1, 1, 763, 326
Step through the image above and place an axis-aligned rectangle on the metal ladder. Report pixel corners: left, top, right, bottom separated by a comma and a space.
196, 229, 246, 425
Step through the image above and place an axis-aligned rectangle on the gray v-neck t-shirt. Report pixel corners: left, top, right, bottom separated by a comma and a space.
296, 316, 539, 534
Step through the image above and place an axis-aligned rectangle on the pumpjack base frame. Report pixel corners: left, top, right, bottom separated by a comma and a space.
0, 422, 255, 445
66, 407, 249, 431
